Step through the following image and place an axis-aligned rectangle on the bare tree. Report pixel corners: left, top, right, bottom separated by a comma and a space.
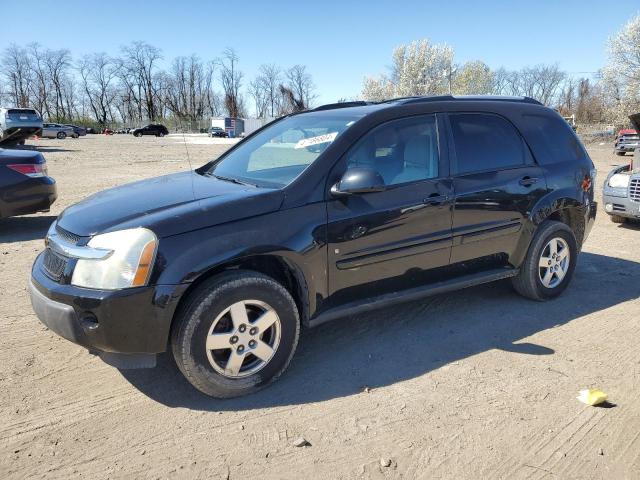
78, 53, 117, 124
220, 48, 244, 117
45, 48, 73, 119
1, 44, 32, 107
27, 43, 50, 117
121, 42, 163, 121
285, 64, 316, 109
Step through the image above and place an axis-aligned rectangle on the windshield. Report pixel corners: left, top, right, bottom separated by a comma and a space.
207, 112, 362, 187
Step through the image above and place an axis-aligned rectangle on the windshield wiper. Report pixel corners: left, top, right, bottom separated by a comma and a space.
210, 173, 255, 187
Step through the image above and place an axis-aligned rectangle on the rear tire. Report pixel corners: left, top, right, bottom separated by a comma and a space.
56, 131, 66, 139
171, 270, 300, 398
616, 151, 626, 156
610, 214, 627, 224
512, 220, 578, 301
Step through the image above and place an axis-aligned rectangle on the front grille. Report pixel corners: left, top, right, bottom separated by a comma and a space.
630, 179, 640, 203
55, 225, 81, 245
42, 249, 68, 281
612, 204, 626, 212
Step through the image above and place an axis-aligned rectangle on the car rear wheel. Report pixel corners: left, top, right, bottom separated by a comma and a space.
610, 214, 627, 224
171, 270, 300, 398
511, 220, 578, 301
616, 151, 626, 156
56, 131, 66, 139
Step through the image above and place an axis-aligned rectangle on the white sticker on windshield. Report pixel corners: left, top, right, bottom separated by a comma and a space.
294, 132, 338, 149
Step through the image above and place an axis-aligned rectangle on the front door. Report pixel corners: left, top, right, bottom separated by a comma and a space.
326, 114, 453, 306
446, 112, 548, 264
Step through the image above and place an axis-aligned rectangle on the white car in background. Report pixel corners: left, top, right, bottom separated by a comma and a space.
41, 123, 77, 139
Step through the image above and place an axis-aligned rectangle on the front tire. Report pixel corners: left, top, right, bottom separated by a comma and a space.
512, 221, 578, 301
616, 151, 626, 156
610, 214, 627, 224
171, 270, 300, 398
56, 131, 66, 139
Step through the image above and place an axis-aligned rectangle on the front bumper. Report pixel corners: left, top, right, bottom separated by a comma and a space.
615, 144, 639, 153
603, 193, 640, 219
30, 252, 188, 356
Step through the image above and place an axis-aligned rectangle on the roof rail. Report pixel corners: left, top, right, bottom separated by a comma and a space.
397, 95, 543, 106
313, 101, 370, 111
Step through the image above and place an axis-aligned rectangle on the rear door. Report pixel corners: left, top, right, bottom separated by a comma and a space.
326, 114, 454, 304
447, 112, 547, 265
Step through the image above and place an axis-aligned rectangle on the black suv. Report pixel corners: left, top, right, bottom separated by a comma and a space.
132, 124, 169, 137
29, 96, 597, 398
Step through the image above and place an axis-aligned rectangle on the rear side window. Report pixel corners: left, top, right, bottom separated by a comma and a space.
449, 113, 526, 174
521, 114, 585, 165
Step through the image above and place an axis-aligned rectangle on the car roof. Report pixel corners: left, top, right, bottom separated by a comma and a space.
298, 95, 544, 120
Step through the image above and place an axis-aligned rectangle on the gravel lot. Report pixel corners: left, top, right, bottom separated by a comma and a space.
1, 134, 639, 479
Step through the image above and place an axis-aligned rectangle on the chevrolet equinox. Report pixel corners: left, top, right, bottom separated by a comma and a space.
29, 96, 597, 398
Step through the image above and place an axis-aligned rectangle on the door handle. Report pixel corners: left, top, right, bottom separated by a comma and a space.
423, 194, 450, 206
519, 176, 538, 187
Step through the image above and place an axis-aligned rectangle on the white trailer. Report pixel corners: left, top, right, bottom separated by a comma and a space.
242, 117, 275, 136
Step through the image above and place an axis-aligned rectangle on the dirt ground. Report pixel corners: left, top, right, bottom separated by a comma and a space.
1, 134, 639, 479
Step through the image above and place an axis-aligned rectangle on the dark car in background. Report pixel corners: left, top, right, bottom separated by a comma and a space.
29, 95, 596, 398
65, 125, 87, 137
0, 148, 56, 218
132, 124, 169, 137
208, 126, 228, 138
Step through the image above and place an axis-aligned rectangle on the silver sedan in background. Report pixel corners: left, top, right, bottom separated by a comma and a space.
41, 123, 77, 139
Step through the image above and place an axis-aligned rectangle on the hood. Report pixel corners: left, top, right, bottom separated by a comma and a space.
629, 114, 640, 133
56, 170, 284, 237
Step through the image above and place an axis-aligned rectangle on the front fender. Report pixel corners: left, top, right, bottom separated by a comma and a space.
151, 204, 328, 318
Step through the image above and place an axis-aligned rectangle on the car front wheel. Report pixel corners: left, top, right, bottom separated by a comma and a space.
512, 220, 578, 301
56, 131, 66, 139
171, 270, 300, 398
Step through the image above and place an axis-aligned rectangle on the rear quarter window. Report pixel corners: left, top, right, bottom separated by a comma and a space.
520, 113, 585, 165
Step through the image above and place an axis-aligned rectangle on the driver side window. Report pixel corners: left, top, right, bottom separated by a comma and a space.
345, 115, 439, 186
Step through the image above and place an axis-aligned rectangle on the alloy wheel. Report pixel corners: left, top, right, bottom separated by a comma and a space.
205, 300, 281, 378
538, 237, 570, 288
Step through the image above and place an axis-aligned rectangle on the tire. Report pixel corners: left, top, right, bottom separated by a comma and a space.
158, 132, 165, 137
56, 131, 66, 139
616, 151, 626, 156
72, 133, 79, 139
610, 214, 627, 224
135, 132, 142, 137
171, 270, 300, 398
511, 220, 578, 301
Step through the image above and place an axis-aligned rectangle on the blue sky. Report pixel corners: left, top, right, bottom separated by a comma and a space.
1, 0, 638, 105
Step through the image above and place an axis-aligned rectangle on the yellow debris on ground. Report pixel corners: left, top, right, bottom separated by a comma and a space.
577, 389, 608, 406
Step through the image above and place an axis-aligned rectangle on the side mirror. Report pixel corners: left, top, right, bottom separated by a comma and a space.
331, 167, 386, 196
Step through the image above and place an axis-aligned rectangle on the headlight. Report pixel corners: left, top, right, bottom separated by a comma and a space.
71, 228, 157, 290
608, 173, 630, 189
